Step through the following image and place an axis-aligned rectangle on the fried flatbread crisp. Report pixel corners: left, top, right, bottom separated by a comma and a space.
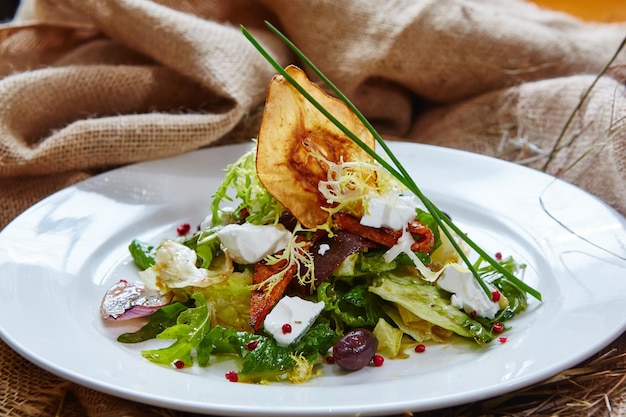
256, 65, 376, 228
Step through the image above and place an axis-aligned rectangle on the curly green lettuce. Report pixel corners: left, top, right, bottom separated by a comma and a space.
210, 146, 284, 226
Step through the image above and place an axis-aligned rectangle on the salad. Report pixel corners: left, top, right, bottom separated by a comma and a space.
100, 25, 540, 384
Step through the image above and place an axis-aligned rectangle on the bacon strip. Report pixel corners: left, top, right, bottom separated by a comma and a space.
249, 231, 323, 331
407, 219, 435, 253
249, 258, 295, 332
333, 213, 435, 253
333, 213, 399, 247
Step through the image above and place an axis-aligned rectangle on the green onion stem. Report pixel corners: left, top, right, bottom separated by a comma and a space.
241, 22, 542, 302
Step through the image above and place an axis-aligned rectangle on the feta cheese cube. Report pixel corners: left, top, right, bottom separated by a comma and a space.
264, 296, 325, 347
217, 223, 291, 264
437, 265, 500, 319
360, 194, 419, 230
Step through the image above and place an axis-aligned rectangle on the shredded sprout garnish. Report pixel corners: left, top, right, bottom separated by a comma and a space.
318, 157, 400, 217
257, 223, 316, 293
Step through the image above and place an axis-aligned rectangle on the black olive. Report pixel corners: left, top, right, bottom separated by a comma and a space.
332, 328, 378, 371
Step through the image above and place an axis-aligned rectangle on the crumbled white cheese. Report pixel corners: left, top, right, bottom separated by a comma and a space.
264, 296, 325, 347
437, 265, 500, 319
217, 223, 291, 264
139, 240, 210, 289
382, 228, 442, 282
360, 194, 420, 230
383, 228, 413, 264
317, 243, 330, 255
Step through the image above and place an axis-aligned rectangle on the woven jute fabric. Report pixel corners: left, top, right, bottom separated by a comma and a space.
0, 0, 625, 416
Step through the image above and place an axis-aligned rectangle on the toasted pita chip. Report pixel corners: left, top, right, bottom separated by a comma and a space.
256, 65, 375, 228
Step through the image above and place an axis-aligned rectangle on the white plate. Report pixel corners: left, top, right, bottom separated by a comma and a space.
1, 142, 625, 417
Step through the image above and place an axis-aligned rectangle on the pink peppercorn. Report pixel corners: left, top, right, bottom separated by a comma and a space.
176, 223, 191, 236
225, 371, 239, 382
372, 354, 384, 367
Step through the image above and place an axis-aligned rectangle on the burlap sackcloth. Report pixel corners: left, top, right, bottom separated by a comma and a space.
0, 1, 625, 416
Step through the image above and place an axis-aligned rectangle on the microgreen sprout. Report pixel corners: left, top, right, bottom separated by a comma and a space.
260, 223, 316, 293
241, 22, 541, 302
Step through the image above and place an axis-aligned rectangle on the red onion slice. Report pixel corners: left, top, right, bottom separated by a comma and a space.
100, 279, 173, 320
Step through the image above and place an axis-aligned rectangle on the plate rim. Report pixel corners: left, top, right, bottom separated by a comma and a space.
1, 141, 625, 416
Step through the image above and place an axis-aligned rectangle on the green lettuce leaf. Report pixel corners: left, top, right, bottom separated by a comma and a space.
317, 278, 386, 330
358, 251, 398, 274
478, 255, 528, 321
128, 239, 156, 270
117, 301, 189, 343
180, 227, 221, 268
141, 292, 212, 367
369, 271, 495, 344
203, 270, 253, 332
237, 322, 339, 382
